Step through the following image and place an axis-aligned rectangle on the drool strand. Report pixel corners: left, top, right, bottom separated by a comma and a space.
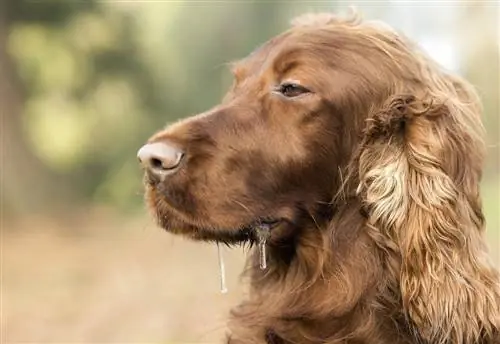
256, 223, 271, 270
217, 243, 228, 294
259, 240, 267, 269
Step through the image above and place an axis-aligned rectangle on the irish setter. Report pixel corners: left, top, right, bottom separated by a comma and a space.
137, 12, 500, 344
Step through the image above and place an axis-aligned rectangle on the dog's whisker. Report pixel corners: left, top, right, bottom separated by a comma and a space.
232, 199, 254, 217
308, 210, 321, 231
332, 166, 351, 205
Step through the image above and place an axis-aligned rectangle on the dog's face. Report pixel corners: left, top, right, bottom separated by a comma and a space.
138, 23, 382, 244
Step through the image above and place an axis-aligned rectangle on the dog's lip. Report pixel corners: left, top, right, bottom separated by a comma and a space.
210, 218, 284, 246
212, 218, 283, 239
145, 182, 285, 242
143, 170, 160, 186
245, 218, 281, 229
157, 205, 284, 244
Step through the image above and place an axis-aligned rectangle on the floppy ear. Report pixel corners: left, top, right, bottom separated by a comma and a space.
357, 93, 500, 343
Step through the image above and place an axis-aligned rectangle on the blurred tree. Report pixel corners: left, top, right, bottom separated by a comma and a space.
2, 1, 320, 219
0, 0, 92, 216
1, 0, 157, 216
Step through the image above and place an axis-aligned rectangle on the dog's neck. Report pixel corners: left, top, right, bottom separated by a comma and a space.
250, 201, 367, 279
228, 201, 412, 343
249, 197, 360, 278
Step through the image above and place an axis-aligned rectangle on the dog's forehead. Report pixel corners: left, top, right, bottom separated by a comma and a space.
230, 31, 293, 79
231, 19, 404, 83
231, 28, 329, 81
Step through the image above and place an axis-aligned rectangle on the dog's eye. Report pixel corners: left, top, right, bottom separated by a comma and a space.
277, 82, 310, 98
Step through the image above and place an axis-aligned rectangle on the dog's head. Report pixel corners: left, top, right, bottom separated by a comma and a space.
139, 14, 372, 244
139, 12, 499, 343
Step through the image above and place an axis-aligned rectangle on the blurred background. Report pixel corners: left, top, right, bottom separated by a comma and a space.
1, 0, 498, 343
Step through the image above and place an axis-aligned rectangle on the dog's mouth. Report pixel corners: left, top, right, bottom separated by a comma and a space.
189, 218, 283, 246
147, 186, 285, 245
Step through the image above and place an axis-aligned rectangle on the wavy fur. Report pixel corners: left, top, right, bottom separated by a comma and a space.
142, 10, 500, 344
358, 93, 500, 343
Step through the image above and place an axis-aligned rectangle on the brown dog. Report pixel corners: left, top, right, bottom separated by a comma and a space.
138, 12, 500, 344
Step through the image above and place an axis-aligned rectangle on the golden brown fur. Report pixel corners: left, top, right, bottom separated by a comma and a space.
140, 12, 500, 344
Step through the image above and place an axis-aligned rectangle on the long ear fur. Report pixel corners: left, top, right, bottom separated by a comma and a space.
357, 92, 500, 343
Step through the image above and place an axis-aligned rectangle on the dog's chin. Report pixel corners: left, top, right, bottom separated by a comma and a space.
155, 212, 289, 247
146, 186, 286, 245
157, 216, 254, 245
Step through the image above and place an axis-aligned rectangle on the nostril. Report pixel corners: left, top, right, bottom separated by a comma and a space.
137, 142, 184, 174
150, 157, 164, 170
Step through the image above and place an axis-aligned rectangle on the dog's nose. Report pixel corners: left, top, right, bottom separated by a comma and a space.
137, 142, 184, 175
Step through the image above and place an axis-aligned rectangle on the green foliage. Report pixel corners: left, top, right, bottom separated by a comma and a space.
4, 1, 298, 210
7, 2, 161, 208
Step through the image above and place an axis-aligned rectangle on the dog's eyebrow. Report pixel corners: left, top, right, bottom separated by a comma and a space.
275, 60, 301, 78
272, 48, 304, 77
231, 31, 296, 81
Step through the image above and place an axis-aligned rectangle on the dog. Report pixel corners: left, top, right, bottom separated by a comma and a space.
137, 12, 500, 344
